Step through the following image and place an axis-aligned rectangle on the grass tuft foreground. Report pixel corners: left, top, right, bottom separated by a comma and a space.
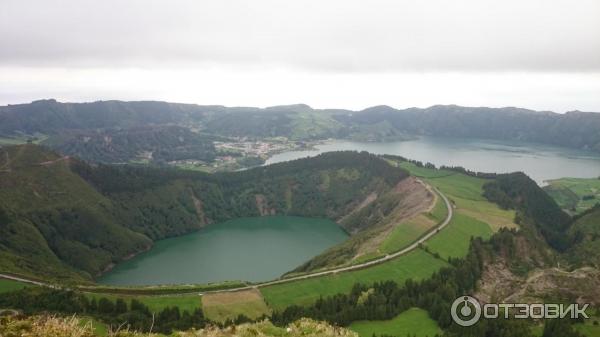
0, 314, 358, 337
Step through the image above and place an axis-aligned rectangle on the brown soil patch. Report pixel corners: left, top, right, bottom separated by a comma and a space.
255, 194, 275, 216
353, 177, 435, 257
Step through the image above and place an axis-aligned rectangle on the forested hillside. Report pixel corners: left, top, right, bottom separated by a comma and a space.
45, 125, 218, 164
0, 145, 409, 281
335, 105, 600, 151
0, 145, 151, 282
483, 172, 573, 251
1, 100, 600, 164
566, 205, 600, 268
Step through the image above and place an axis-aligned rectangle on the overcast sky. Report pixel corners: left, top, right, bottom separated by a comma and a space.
1, 0, 599, 111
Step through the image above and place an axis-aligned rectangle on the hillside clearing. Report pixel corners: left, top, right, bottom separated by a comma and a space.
349, 307, 441, 337
202, 288, 270, 322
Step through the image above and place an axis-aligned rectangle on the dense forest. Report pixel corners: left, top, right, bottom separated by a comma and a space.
1, 100, 600, 166
0, 145, 408, 281
45, 125, 218, 164
565, 205, 600, 268
483, 173, 573, 251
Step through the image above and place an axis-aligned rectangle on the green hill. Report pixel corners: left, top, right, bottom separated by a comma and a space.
544, 177, 600, 214
0, 145, 409, 282
45, 125, 218, 164
483, 172, 572, 251
566, 206, 600, 267
2, 100, 600, 163
0, 145, 152, 281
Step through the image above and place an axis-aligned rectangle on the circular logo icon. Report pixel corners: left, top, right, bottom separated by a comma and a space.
451, 296, 481, 327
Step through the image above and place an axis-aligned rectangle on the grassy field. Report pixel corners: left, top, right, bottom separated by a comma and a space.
398, 162, 454, 179
0, 278, 28, 293
261, 249, 448, 311
574, 320, 600, 337
0, 134, 48, 146
427, 192, 449, 222
425, 213, 493, 259
202, 288, 271, 323
380, 215, 436, 254
399, 161, 516, 231
349, 307, 441, 337
544, 177, 600, 214
85, 293, 201, 313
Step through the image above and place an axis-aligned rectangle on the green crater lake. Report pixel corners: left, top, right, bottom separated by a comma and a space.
98, 216, 348, 286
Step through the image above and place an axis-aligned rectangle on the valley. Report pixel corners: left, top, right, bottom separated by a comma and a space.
1, 103, 600, 337
2, 0, 599, 334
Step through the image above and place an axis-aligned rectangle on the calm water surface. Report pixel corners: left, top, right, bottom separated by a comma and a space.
100, 137, 600, 285
267, 137, 600, 185
98, 216, 348, 286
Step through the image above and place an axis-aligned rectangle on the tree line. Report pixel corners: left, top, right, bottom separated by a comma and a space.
0, 287, 208, 334
271, 230, 585, 337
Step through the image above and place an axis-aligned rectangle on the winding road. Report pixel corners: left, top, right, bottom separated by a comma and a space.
0, 183, 454, 295
208, 184, 454, 293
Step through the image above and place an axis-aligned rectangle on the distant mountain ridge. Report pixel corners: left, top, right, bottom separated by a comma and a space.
1, 100, 600, 162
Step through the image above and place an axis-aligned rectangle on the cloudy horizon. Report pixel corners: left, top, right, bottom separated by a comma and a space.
1, 0, 599, 112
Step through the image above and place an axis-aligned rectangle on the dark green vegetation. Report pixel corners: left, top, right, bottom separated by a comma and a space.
565, 205, 600, 268
0, 279, 28, 294
483, 172, 573, 251
2, 151, 599, 336
0, 145, 151, 282
0, 287, 207, 334
46, 125, 218, 164
2, 100, 600, 167
544, 177, 600, 214
335, 105, 600, 152
0, 144, 407, 281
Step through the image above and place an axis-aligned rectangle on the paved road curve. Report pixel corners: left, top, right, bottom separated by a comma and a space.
0, 183, 454, 295
205, 183, 454, 293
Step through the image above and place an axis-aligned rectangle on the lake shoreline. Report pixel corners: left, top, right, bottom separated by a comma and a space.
266, 136, 600, 185
97, 216, 349, 286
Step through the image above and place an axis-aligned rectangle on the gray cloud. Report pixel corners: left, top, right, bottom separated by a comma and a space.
1, 0, 599, 72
